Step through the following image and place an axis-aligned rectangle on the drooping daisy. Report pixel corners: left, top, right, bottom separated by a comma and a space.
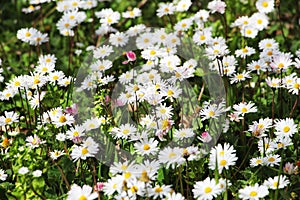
238, 183, 269, 200
67, 184, 98, 200
192, 177, 223, 200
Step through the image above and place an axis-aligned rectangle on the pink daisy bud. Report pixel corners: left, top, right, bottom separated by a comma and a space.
200, 131, 212, 143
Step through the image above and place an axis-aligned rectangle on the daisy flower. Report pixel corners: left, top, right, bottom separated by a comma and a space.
192, 177, 223, 200
240, 26, 259, 39
83, 117, 101, 131
235, 46, 256, 58
122, 8, 141, 19
176, 0, 192, 12
90, 59, 112, 72
156, 2, 175, 17
158, 147, 185, 169
283, 162, 296, 175
155, 103, 173, 120
149, 185, 172, 199
50, 150, 65, 160
0, 111, 19, 126
164, 192, 185, 200
256, 0, 274, 13
66, 125, 85, 142
264, 175, 290, 190
259, 38, 279, 50
266, 77, 281, 89
286, 77, 300, 95
193, 28, 213, 45
109, 32, 129, 47
134, 138, 159, 156
200, 100, 227, 121
93, 45, 113, 59
70, 137, 99, 162
174, 18, 193, 32
52, 112, 75, 127
173, 128, 195, 139
111, 123, 137, 139
274, 118, 297, 138
103, 175, 123, 196
250, 12, 269, 31
270, 53, 293, 72
239, 183, 269, 200
233, 101, 257, 116
209, 143, 238, 174
208, 0, 226, 14
247, 59, 268, 74
67, 184, 98, 200
18, 167, 30, 175
230, 70, 251, 84
97, 8, 120, 26
0, 169, 7, 181
26, 134, 46, 149
258, 137, 274, 155
205, 44, 230, 60
250, 157, 264, 167
265, 154, 281, 167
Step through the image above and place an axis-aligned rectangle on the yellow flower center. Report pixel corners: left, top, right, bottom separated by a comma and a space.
121, 164, 127, 171
213, 49, 219, 54
204, 187, 212, 193
237, 74, 244, 79
131, 186, 138, 193
250, 191, 257, 197
262, 1, 268, 8
242, 48, 248, 53
220, 159, 227, 166
59, 116, 67, 123
143, 144, 150, 150
124, 172, 131, 179
278, 63, 284, 69
283, 126, 290, 133
294, 83, 300, 89
256, 159, 262, 164
155, 187, 163, 193
25, 32, 31, 37
181, 23, 187, 28
241, 107, 248, 113
257, 19, 262, 24
208, 111, 215, 117
167, 90, 174, 96
78, 195, 87, 200
81, 148, 88, 155
254, 65, 261, 69
169, 152, 176, 158
268, 157, 275, 162
73, 131, 79, 137
122, 129, 130, 135
160, 108, 166, 114
5, 118, 11, 123
246, 29, 252, 35
144, 38, 149, 43
273, 181, 278, 188
200, 35, 206, 40
14, 81, 21, 86
149, 50, 156, 56
266, 43, 272, 47
219, 151, 224, 156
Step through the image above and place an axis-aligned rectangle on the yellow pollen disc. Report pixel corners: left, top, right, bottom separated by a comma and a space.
53, 75, 59, 80
25, 32, 31, 37
73, 131, 79, 137
250, 191, 257, 197
149, 74, 155, 79
2, 138, 10, 148
204, 187, 212, 193
133, 85, 139, 91
160, 108, 166, 114
181, 23, 187, 28
256, 159, 262, 164
124, 172, 131, 179
107, 18, 112, 23
257, 19, 262, 24
224, 62, 229, 66
14, 81, 20, 87
5, 93, 11, 97
59, 116, 67, 123
266, 43, 272, 47
72, 2, 78, 7
45, 58, 51, 62
219, 151, 224, 156
267, 51, 273, 56
213, 49, 219, 54
254, 65, 261, 69
129, 11, 134, 17
241, 107, 248, 113
64, 23, 70, 28
180, 131, 186, 137
277, 143, 284, 148
283, 126, 290, 133
278, 63, 284, 69
294, 83, 300, 89
262, 1, 268, 8
149, 50, 156, 56
258, 124, 264, 129
220, 159, 227, 166
121, 164, 127, 171
81, 148, 88, 155
42, 67, 48, 72
164, 8, 169, 12
144, 38, 149, 43
143, 144, 150, 150
69, 15, 75, 19
167, 90, 174, 96
54, 152, 60, 156
273, 181, 278, 187
246, 29, 252, 35
243, 21, 248, 25
78, 195, 87, 200
242, 48, 248, 53
171, 38, 177, 43
155, 187, 163, 193
131, 186, 138, 193
5, 118, 12, 123
34, 79, 40, 84
29, 5, 34, 10
122, 129, 130, 135
208, 110, 215, 117
169, 152, 176, 158
237, 74, 244, 79
113, 183, 117, 189
160, 35, 166, 40
268, 157, 275, 162
200, 35, 206, 40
